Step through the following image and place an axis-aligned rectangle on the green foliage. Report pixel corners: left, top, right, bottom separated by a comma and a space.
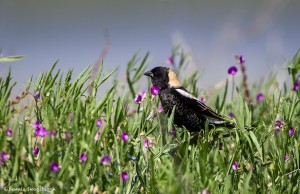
0, 55, 25, 63
0, 50, 300, 193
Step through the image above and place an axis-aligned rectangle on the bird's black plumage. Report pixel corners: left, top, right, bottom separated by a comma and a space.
144, 66, 233, 132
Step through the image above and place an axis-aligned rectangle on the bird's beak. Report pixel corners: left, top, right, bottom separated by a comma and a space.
144, 71, 153, 77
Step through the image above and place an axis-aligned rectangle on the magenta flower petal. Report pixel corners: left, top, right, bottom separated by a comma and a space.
51, 130, 57, 138
150, 86, 160, 95
121, 172, 129, 181
157, 105, 164, 113
94, 130, 101, 141
274, 120, 284, 129
228, 66, 238, 75
134, 94, 142, 103
121, 132, 129, 142
5, 129, 12, 136
96, 118, 103, 127
285, 154, 289, 161
200, 97, 207, 103
141, 90, 147, 98
35, 127, 48, 137
256, 93, 264, 103
32, 146, 39, 156
31, 120, 41, 130
171, 128, 176, 137
1, 151, 9, 161
293, 80, 299, 91
288, 128, 295, 136
50, 162, 59, 172
232, 161, 238, 171
34, 92, 40, 100
101, 155, 111, 164
238, 55, 245, 64
201, 189, 211, 194
228, 112, 235, 118
80, 152, 88, 162
166, 56, 174, 65
144, 138, 149, 148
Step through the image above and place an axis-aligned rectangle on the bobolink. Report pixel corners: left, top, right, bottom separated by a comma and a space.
144, 66, 233, 132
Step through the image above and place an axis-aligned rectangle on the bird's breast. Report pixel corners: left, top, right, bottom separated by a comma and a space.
159, 89, 178, 112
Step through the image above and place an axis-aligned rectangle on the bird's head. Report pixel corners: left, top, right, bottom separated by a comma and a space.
144, 66, 182, 89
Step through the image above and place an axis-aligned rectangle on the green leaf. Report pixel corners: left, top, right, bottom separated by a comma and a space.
249, 131, 262, 158
0, 55, 25, 63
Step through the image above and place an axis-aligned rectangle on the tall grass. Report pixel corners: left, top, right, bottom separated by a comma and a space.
0, 49, 300, 193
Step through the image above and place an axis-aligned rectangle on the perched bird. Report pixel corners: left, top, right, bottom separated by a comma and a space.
144, 66, 233, 132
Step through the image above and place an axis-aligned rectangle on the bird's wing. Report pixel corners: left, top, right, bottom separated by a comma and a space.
173, 88, 226, 123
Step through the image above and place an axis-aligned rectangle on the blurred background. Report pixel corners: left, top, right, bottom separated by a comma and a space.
1, 0, 300, 95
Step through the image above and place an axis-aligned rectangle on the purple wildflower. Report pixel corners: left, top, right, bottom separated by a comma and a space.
285, 154, 289, 161
117, 126, 121, 132
31, 120, 41, 130
232, 161, 238, 171
51, 130, 57, 138
121, 172, 129, 181
35, 127, 48, 137
32, 146, 39, 156
219, 142, 223, 150
274, 120, 284, 130
201, 189, 211, 194
293, 80, 299, 91
288, 128, 295, 136
121, 132, 129, 142
256, 93, 264, 103
200, 96, 207, 103
157, 105, 164, 113
228, 66, 238, 75
141, 90, 147, 98
96, 118, 103, 127
101, 155, 111, 164
134, 94, 142, 103
144, 138, 149, 148
5, 129, 12, 136
50, 162, 59, 172
238, 55, 245, 64
65, 132, 72, 142
171, 128, 176, 137
166, 56, 174, 65
228, 112, 235, 118
34, 92, 40, 100
1, 151, 9, 161
150, 86, 160, 95
80, 152, 88, 162
95, 130, 101, 141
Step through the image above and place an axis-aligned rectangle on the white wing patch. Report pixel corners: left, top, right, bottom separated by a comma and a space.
208, 119, 226, 125
175, 88, 199, 101
175, 88, 225, 122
